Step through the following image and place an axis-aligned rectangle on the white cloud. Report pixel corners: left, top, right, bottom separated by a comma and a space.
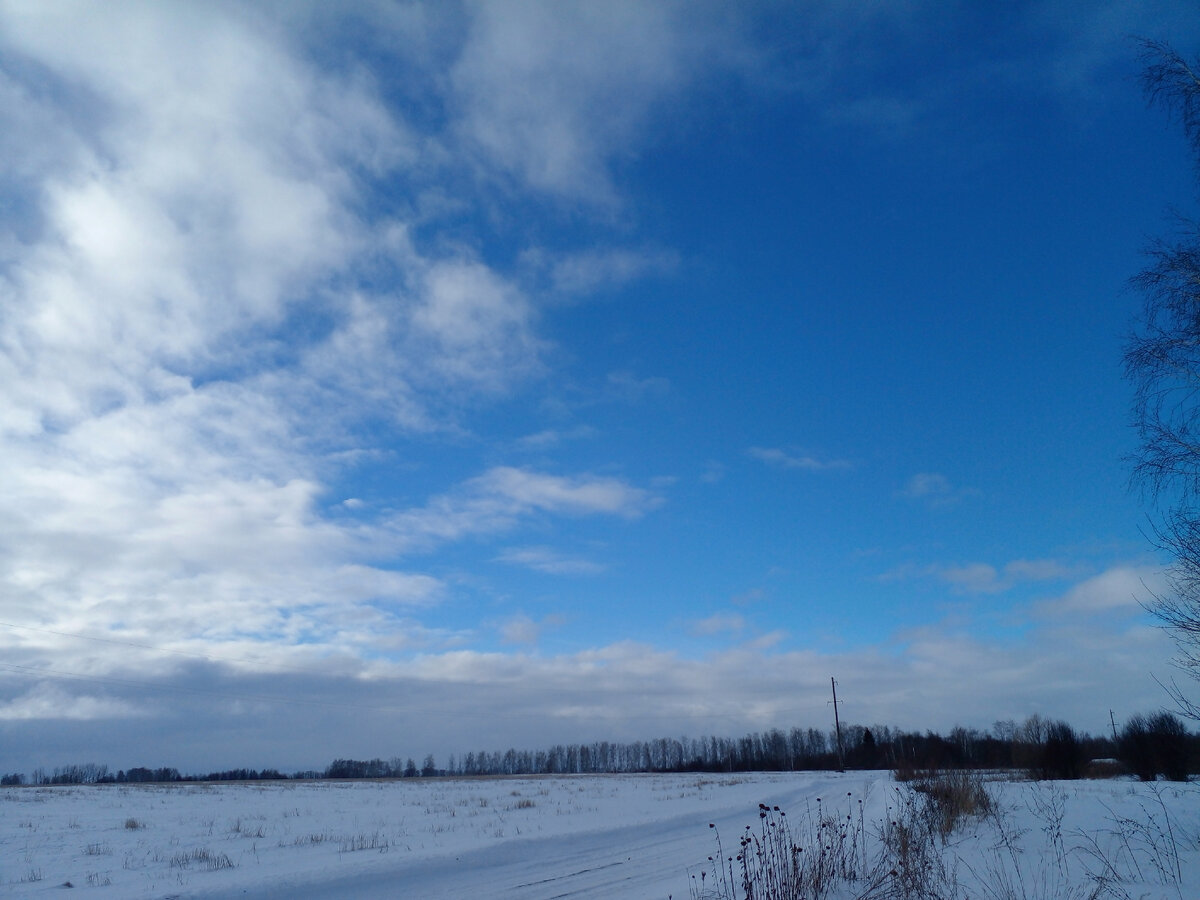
388, 467, 657, 552
1004, 558, 1078, 581
547, 247, 679, 295
731, 587, 765, 606
495, 546, 605, 576
885, 557, 1085, 595
691, 613, 745, 636
515, 426, 598, 449
938, 563, 1005, 594
899, 472, 952, 498
0, 682, 147, 722
1038, 566, 1165, 616
496, 613, 566, 646
498, 614, 542, 646
0, 2, 689, 709
897, 472, 979, 507
0, 3, 575, 684
408, 257, 544, 390
606, 370, 671, 402
448, 0, 746, 202
748, 447, 851, 472
0, 580, 1180, 771
475, 467, 655, 518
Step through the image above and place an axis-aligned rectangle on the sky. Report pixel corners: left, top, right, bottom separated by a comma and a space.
3, 0, 1200, 775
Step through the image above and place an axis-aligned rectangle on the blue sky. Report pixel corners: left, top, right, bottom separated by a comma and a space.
2, 1, 1200, 773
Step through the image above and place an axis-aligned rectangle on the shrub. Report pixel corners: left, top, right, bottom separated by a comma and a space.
1035, 720, 1086, 780
1119, 712, 1191, 781
1082, 758, 1124, 779
909, 770, 994, 840
1147, 712, 1190, 781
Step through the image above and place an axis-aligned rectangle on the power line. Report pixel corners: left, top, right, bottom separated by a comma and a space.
830, 676, 845, 772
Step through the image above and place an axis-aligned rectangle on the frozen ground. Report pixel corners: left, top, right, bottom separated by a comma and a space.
0, 772, 1196, 899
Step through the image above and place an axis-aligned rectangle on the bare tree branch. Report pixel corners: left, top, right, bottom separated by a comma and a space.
1127, 40, 1200, 718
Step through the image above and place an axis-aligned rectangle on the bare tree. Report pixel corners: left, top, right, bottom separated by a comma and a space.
1126, 40, 1200, 717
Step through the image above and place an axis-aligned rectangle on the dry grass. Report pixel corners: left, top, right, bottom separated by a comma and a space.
689, 793, 883, 900
908, 770, 994, 840
689, 772, 997, 900
168, 848, 235, 871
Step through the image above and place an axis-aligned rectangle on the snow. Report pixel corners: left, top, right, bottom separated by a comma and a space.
0, 772, 1195, 898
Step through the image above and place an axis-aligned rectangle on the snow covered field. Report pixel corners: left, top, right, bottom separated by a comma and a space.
1, 772, 1196, 899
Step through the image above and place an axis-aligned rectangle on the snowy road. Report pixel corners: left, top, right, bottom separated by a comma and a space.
197, 778, 831, 900
226, 817, 703, 899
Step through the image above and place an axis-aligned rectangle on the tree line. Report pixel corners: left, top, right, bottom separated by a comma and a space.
425, 713, 1196, 781
0, 764, 288, 786
3, 711, 1195, 787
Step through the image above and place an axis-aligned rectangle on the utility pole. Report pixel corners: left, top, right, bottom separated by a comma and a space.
1109, 710, 1119, 744
831, 676, 845, 773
